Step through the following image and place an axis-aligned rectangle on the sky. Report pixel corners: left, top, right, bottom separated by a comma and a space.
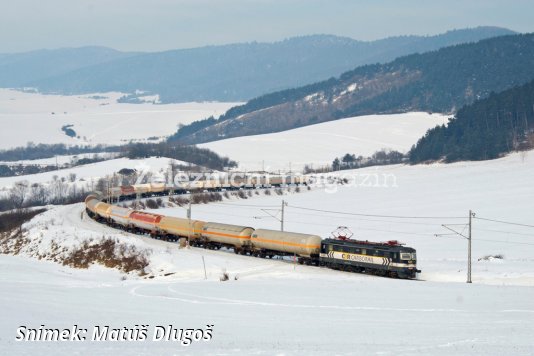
1, 0, 533, 53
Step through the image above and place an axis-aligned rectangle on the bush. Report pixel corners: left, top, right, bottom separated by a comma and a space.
145, 199, 158, 209
62, 238, 150, 274
478, 254, 504, 261
220, 269, 229, 282
0, 208, 46, 233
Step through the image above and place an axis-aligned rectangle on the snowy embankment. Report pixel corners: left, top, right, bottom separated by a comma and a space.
0, 89, 240, 148
200, 112, 448, 171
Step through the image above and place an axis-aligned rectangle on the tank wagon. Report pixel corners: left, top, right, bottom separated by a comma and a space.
107, 206, 133, 228
251, 229, 321, 259
129, 211, 162, 235
85, 195, 101, 216
95, 201, 112, 219
158, 216, 205, 242
196, 222, 254, 251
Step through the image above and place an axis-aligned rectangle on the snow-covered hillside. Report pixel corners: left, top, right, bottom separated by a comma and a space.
0, 89, 240, 149
200, 112, 448, 171
0, 157, 186, 189
1, 151, 533, 355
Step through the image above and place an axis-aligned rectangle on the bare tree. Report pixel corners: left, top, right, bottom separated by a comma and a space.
30, 183, 48, 206
9, 180, 29, 211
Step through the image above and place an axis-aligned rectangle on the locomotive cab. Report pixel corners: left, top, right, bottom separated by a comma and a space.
319, 236, 421, 279
393, 247, 420, 278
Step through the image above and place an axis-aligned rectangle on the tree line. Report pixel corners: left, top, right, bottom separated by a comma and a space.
0, 141, 237, 172
409, 78, 534, 163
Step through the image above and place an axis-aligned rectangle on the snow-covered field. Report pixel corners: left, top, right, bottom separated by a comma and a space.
1, 151, 533, 355
0, 157, 186, 189
200, 112, 449, 171
0, 89, 240, 149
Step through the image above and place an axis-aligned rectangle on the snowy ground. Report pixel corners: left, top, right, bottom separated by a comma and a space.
1, 253, 533, 355
0, 89, 240, 149
1, 151, 533, 355
200, 112, 449, 171
0, 157, 188, 190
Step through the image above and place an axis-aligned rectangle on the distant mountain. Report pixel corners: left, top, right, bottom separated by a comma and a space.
409, 79, 534, 163
171, 33, 534, 144
0, 26, 515, 102
0, 47, 137, 87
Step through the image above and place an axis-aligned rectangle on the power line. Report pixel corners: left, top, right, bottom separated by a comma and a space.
287, 204, 466, 220
474, 227, 534, 238
283, 218, 440, 238
286, 210, 463, 226
472, 238, 534, 246
185, 210, 534, 247
210, 202, 280, 208
474, 216, 534, 229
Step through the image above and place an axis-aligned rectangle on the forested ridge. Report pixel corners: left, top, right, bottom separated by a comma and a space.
409, 79, 534, 163
172, 33, 534, 144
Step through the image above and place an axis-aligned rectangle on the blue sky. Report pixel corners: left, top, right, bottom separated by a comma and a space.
1, 0, 533, 53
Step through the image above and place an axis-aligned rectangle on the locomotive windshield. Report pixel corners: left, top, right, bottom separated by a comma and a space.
400, 252, 412, 260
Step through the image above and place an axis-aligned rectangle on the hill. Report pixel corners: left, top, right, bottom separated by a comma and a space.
0, 27, 514, 102
199, 112, 447, 171
172, 33, 534, 144
0, 46, 137, 87
409, 79, 534, 163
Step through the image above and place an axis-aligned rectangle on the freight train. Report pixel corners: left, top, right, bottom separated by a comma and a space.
85, 184, 421, 279
106, 175, 309, 202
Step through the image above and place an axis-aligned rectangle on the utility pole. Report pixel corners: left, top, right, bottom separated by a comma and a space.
187, 197, 192, 241
281, 200, 287, 231
437, 210, 475, 284
254, 201, 287, 231
107, 178, 110, 203
467, 210, 473, 283
202, 256, 207, 280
